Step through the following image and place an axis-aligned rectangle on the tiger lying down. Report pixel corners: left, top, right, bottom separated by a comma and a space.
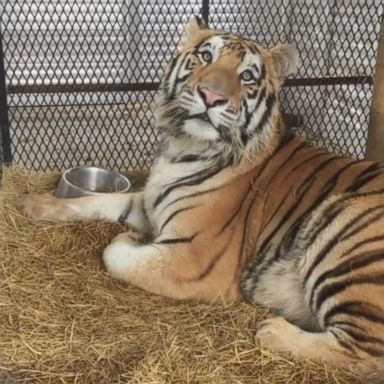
18, 17, 384, 373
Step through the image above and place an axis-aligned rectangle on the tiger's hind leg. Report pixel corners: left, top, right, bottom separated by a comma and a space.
255, 316, 382, 373
251, 194, 384, 373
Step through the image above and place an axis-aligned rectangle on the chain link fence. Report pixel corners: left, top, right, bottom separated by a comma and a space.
0, 1, 383, 171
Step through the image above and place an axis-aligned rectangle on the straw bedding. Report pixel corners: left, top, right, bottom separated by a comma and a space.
0, 167, 371, 383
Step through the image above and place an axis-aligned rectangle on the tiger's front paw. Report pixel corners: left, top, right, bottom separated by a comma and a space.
16, 194, 65, 220
110, 230, 142, 245
103, 235, 140, 279
254, 316, 301, 357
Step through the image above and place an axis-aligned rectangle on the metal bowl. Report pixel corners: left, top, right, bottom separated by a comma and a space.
55, 166, 131, 198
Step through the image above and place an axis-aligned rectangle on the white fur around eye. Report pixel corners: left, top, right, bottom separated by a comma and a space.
240, 69, 258, 83
197, 36, 226, 62
198, 51, 213, 64
238, 52, 262, 78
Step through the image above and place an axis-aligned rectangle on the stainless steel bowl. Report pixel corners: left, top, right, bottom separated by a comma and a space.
55, 166, 131, 198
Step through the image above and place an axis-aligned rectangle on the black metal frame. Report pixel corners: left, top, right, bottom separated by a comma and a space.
6, 76, 373, 96
0, 25, 11, 165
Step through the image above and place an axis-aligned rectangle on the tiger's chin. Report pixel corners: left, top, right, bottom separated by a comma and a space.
182, 118, 221, 142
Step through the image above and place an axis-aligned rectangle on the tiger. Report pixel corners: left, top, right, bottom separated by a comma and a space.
17, 16, 384, 374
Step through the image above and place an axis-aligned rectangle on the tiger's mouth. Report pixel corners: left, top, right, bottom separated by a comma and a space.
187, 112, 211, 124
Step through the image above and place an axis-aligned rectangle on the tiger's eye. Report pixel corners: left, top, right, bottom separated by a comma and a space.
240, 70, 255, 82
200, 51, 212, 63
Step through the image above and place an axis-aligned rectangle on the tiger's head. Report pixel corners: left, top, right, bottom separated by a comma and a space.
155, 16, 298, 163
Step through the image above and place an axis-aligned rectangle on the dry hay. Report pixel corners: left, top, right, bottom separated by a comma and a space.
0, 166, 373, 384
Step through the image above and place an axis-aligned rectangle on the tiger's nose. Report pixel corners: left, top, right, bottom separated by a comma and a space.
197, 86, 228, 108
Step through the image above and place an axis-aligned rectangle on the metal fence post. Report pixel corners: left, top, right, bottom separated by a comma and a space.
0, 24, 12, 165
365, 13, 384, 161
201, 0, 209, 25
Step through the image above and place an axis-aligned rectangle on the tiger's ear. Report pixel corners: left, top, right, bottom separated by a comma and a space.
270, 44, 299, 79
178, 16, 207, 49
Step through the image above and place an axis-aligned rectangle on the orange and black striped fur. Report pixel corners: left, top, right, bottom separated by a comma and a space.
18, 17, 384, 373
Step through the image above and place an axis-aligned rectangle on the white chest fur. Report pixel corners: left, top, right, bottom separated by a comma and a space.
144, 155, 209, 233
